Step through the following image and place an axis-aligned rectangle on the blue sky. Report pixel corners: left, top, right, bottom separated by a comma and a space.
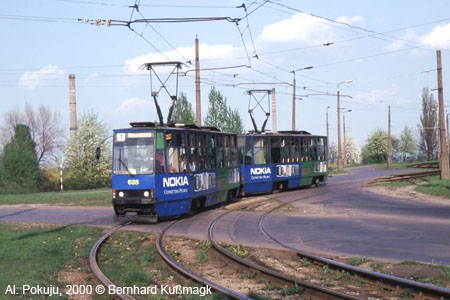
2, 0, 450, 148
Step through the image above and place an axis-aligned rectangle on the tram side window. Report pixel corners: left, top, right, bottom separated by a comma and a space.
289, 137, 296, 162
294, 138, 301, 162
309, 138, 318, 161
224, 136, 231, 167
156, 132, 166, 174
271, 138, 281, 164
244, 137, 253, 165
317, 137, 325, 160
281, 138, 290, 163
238, 136, 246, 165
300, 137, 309, 161
166, 132, 187, 173
253, 137, 269, 165
231, 136, 239, 167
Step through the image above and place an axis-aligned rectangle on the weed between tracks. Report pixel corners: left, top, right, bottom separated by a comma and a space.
98, 231, 226, 300
166, 237, 308, 299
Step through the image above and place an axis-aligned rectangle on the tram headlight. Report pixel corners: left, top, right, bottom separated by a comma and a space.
112, 189, 116, 199
118, 191, 124, 198
143, 191, 150, 198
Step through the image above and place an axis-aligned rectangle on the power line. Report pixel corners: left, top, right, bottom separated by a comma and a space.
265, 1, 447, 52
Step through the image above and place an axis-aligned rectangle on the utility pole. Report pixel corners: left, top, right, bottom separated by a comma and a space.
69, 74, 77, 142
195, 36, 201, 127
447, 113, 449, 157
337, 90, 343, 171
387, 105, 392, 168
292, 76, 296, 131
437, 50, 449, 179
272, 88, 277, 133
343, 114, 347, 165
326, 106, 330, 168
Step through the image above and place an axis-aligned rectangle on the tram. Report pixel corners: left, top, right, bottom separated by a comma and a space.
110, 122, 240, 222
239, 131, 328, 195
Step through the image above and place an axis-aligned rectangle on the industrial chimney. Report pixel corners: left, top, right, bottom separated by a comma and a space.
69, 74, 77, 140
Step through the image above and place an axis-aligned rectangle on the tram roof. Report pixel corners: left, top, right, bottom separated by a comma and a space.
114, 122, 234, 135
239, 130, 326, 138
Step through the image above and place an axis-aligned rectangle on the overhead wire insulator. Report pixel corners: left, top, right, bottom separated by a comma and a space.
83, 17, 89, 23
106, 18, 111, 27
95, 18, 101, 26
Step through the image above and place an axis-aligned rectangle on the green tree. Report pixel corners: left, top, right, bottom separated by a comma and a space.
66, 112, 111, 189
362, 128, 388, 163
225, 108, 244, 134
418, 87, 438, 160
204, 87, 245, 133
0, 124, 39, 190
398, 126, 417, 161
204, 87, 228, 130
171, 92, 195, 124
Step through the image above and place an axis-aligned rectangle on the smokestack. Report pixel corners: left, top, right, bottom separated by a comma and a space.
69, 74, 77, 140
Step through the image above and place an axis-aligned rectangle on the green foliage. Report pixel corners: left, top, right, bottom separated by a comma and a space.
362, 128, 388, 163
65, 111, 111, 190
418, 87, 438, 160
399, 126, 417, 161
347, 256, 367, 266
172, 92, 196, 124
204, 87, 244, 134
0, 124, 40, 191
196, 250, 207, 263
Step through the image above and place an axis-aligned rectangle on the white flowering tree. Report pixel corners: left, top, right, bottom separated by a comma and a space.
344, 134, 361, 164
66, 112, 111, 189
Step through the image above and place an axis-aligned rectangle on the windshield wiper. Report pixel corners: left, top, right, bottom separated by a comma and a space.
119, 149, 135, 177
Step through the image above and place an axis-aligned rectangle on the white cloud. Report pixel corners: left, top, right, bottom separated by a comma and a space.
384, 29, 420, 52
384, 23, 450, 52
354, 84, 412, 105
113, 97, 154, 115
19, 65, 66, 89
336, 16, 364, 26
258, 13, 337, 43
420, 23, 450, 48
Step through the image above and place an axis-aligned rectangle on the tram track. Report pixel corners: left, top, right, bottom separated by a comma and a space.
156, 220, 252, 300
208, 210, 363, 300
89, 223, 135, 300
258, 190, 450, 300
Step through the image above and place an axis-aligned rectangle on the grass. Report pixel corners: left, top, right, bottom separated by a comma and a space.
382, 175, 450, 199
99, 232, 226, 300
0, 222, 103, 299
347, 256, 367, 266
0, 189, 111, 206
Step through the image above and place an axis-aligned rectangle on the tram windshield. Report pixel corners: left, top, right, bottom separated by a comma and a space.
113, 132, 155, 175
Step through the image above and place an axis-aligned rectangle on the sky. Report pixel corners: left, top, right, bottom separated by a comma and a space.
2, 0, 450, 149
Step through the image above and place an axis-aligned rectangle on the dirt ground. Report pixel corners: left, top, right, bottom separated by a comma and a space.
164, 236, 450, 300
364, 184, 450, 206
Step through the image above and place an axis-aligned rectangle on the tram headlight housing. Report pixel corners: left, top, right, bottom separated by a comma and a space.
112, 189, 116, 199
143, 191, 150, 198
118, 191, 124, 198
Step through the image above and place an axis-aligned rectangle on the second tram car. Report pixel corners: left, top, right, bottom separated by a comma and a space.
238, 131, 328, 195
111, 122, 240, 222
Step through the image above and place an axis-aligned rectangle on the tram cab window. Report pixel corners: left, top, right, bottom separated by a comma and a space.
238, 136, 246, 165
271, 138, 281, 164
155, 132, 166, 174
253, 137, 269, 165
